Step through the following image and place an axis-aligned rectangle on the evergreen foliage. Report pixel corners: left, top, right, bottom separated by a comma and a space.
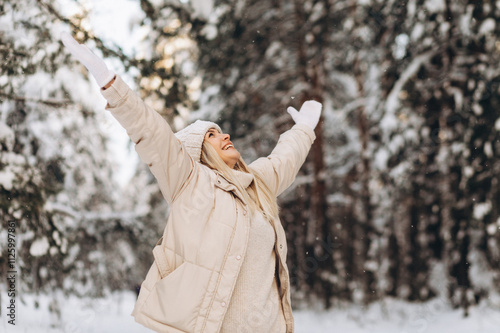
1, 0, 499, 316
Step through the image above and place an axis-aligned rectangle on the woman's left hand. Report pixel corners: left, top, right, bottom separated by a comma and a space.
287, 100, 322, 130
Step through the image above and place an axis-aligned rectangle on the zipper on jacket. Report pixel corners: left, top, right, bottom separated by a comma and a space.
201, 200, 242, 332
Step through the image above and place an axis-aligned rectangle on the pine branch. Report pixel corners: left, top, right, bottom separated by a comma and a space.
0, 92, 73, 107
46, 202, 141, 222
385, 50, 435, 116
35, 0, 144, 70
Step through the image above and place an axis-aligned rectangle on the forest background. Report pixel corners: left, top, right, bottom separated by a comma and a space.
1, 0, 500, 327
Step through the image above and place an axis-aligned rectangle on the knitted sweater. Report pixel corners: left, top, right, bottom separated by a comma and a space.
220, 207, 287, 333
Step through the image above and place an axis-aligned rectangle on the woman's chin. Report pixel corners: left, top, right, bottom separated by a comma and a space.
222, 149, 241, 167
234, 151, 241, 160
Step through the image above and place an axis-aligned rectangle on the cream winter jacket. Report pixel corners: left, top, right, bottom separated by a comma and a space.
101, 75, 316, 333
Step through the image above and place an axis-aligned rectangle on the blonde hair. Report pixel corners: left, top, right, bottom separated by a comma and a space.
200, 141, 279, 219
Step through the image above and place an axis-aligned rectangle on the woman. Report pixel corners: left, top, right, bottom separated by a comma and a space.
62, 33, 321, 333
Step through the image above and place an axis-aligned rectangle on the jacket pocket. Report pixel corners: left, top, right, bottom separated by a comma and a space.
141, 261, 213, 332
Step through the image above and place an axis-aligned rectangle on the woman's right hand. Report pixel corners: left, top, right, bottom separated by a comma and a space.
60, 32, 115, 89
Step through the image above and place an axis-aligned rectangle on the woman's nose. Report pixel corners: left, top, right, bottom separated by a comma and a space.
222, 133, 230, 140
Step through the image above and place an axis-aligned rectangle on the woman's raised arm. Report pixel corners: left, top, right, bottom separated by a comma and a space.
249, 100, 322, 197
61, 33, 194, 203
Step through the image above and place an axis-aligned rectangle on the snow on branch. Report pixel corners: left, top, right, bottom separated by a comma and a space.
339, 98, 367, 114
45, 202, 141, 222
382, 50, 435, 133
36, 0, 140, 70
0, 92, 73, 108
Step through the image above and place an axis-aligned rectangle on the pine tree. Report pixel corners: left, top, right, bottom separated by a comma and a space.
0, 0, 158, 306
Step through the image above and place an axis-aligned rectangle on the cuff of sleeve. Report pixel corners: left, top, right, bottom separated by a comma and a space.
292, 123, 316, 142
100, 75, 130, 108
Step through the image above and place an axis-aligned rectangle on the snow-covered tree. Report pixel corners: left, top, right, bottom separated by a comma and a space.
0, 0, 157, 305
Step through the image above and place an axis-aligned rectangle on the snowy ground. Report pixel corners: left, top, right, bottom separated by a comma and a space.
1, 290, 499, 333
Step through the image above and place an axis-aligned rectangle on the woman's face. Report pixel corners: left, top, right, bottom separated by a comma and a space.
204, 128, 241, 168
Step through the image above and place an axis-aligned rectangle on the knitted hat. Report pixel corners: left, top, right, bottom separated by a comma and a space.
174, 120, 222, 162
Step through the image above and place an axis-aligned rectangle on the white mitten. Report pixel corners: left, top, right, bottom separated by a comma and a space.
287, 100, 322, 130
60, 32, 115, 88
